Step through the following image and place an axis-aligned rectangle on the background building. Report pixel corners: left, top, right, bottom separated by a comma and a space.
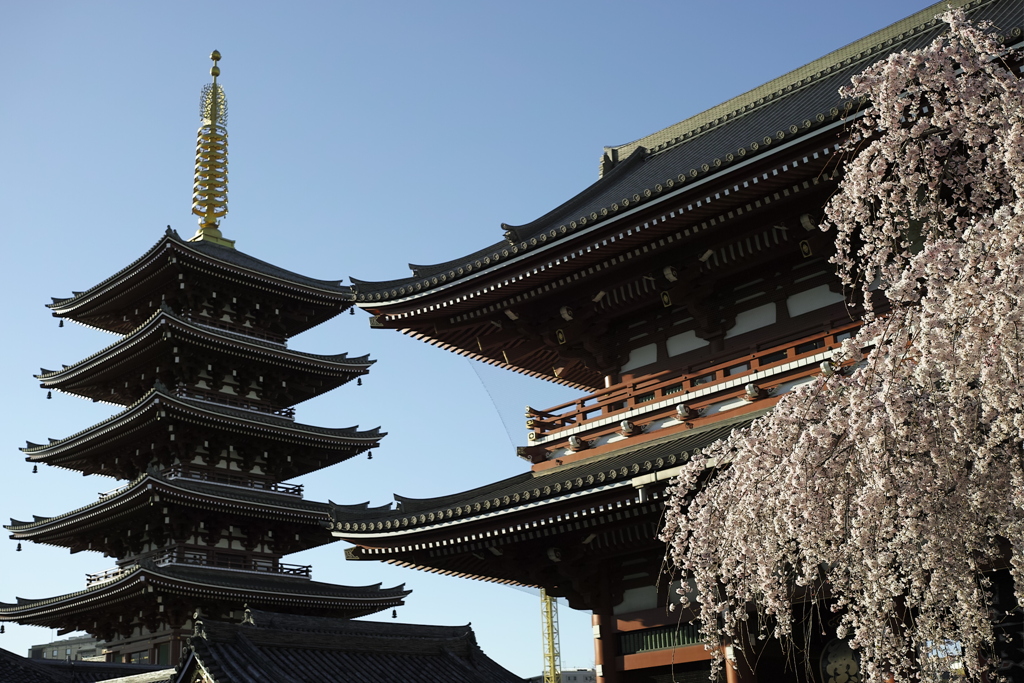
527, 668, 597, 683
27, 635, 100, 662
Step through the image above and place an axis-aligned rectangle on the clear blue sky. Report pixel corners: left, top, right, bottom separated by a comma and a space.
1, 0, 943, 675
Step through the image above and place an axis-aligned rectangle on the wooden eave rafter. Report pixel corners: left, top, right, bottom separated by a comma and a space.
338, 477, 636, 545
0, 567, 150, 625
333, 412, 756, 549
353, 488, 672, 593
38, 308, 371, 406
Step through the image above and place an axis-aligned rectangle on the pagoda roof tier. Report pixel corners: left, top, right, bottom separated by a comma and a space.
330, 410, 762, 545
6, 471, 333, 552
0, 563, 409, 634
48, 228, 354, 336
348, 0, 1019, 389
37, 305, 371, 407
175, 608, 522, 683
23, 385, 384, 480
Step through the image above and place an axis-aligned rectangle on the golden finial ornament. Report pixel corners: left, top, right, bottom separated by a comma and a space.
189, 50, 234, 248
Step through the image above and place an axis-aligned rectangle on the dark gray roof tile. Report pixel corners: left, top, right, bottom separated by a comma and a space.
351, 0, 1022, 299
332, 410, 768, 529
177, 609, 521, 683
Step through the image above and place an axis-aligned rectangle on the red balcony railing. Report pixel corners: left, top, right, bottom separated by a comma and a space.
525, 322, 859, 442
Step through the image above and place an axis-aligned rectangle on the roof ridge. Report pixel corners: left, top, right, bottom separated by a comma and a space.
47, 231, 180, 310
602, 0, 977, 167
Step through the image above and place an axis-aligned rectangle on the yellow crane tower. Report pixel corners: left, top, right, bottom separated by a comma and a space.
540, 589, 561, 683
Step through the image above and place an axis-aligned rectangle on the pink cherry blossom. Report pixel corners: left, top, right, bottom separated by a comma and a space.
662, 12, 1024, 682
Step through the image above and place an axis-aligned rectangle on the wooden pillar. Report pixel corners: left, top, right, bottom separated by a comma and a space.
723, 644, 757, 683
169, 631, 185, 666
592, 612, 620, 683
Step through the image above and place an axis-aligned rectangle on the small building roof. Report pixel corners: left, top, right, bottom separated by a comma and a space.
0, 648, 168, 683
171, 608, 522, 683
0, 647, 68, 683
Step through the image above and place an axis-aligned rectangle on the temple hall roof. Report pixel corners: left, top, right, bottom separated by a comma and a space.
349, 0, 1021, 303
330, 409, 767, 538
172, 608, 521, 683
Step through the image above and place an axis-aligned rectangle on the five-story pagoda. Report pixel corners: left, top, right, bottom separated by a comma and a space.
0, 52, 408, 666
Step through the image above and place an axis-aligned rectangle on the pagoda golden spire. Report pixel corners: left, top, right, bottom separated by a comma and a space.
189, 50, 234, 248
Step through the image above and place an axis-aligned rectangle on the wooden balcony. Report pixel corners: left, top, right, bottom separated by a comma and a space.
173, 383, 296, 420
525, 322, 859, 450
86, 551, 313, 585
162, 465, 303, 497
150, 549, 312, 578
620, 623, 702, 655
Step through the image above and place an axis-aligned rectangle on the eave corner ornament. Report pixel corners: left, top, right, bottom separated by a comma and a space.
189, 50, 234, 249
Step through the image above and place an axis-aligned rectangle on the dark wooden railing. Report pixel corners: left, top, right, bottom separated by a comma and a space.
173, 384, 296, 420
85, 566, 128, 586
182, 312, 287, 345
163, 465, 303, 497
148, 549, 312, 577
620, 623, 703, 655
88, 551, 313, 585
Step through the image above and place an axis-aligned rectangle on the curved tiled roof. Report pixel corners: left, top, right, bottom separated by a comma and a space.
50, 228, 351, 314
0, 651, 167, 683
6, 472, 330, 537
178, 609, 520, 683
350, 0, 1022, 303
185, 238, 349, 293
37, 305, 372, 397
23, 384, 383, 461
150, 564, 407, 601
0, 564, 408, 621
330, 410, 768, 535
0, 648, 67, 683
